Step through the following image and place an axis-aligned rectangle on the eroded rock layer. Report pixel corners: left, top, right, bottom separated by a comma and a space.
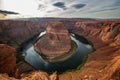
34, 21, 71, 59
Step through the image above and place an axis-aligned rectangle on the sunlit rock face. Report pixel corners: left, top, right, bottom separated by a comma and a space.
100, 23, 120, 42
34, 21, 71, 59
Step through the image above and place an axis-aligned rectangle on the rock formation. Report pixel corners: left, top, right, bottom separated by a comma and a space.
0, 44, 19, 78
34, 21, 71, 59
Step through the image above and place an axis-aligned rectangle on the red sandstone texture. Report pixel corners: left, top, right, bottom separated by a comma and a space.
0, 44, 19, 78
0, 19, 120, 80
34, 21, 71, 59
59, 20, 120, 80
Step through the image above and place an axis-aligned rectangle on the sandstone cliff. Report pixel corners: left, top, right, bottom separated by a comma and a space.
74, 21, 120, 46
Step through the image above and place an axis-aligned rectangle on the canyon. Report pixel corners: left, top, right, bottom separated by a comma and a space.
0, 18, 120, 80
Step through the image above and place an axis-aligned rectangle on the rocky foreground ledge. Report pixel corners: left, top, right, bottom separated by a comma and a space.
0, 19, 120, 80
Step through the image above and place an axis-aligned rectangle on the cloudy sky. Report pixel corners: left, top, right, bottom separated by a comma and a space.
0, 0, 120, 18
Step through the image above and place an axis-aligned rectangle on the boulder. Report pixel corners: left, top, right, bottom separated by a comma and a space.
34, 21, 71, 59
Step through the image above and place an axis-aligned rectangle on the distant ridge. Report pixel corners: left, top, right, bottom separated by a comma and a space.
12, 17, 97, 21
11, 17, 120, 21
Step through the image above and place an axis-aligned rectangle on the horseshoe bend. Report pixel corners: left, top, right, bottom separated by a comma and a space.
0, 18, 120, 80
34, 21, 72, 60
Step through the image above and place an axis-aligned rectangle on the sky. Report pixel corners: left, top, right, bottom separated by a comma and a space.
0, 0, 120, 18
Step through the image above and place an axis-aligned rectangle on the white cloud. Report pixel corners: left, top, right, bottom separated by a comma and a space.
1, 0, 120, 18
2, 0, 38, 14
